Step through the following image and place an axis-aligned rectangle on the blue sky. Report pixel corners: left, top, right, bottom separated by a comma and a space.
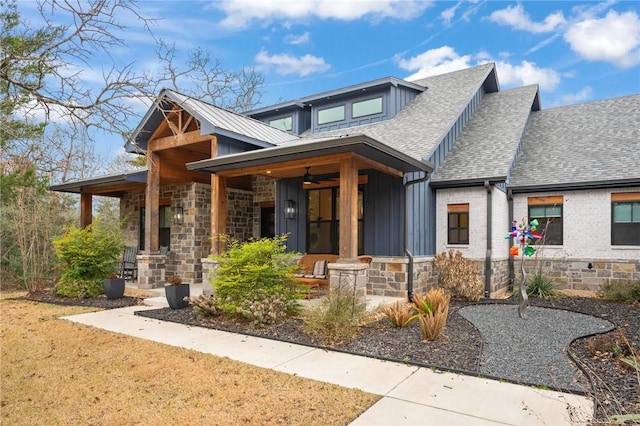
20, 0, 640, 162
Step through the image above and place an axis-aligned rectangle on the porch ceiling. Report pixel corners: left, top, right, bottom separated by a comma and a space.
186, 134, 433, 179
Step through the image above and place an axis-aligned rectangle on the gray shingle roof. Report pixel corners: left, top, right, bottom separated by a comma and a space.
430, 85, 539, 184
509, 94, 640, 190
299, 63, 497, 162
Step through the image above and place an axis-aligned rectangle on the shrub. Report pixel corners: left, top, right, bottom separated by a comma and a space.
187, 294, 222, 318
597, 279, 640, 304
303, 287, 369, 345
432, 249, 483, 301
382, 301, 416, 328
53, 222, 124, 298
167, 275, 182, 285
212, 235, 299, 314
412, 288, 450, 341
526, 269, 556, 298
237, 290, 299, 327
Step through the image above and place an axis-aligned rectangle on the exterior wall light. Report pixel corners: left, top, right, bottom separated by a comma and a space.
173, 206, 184, 225
285, 200, 296, 219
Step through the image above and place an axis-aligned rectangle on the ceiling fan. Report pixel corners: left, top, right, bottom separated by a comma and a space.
303, 167, 336, 185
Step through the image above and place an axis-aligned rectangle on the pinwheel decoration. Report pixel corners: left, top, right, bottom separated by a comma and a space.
506, 217, 542, 318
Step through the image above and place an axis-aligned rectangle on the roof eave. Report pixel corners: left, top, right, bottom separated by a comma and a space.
49, 170, 147, 194
509, 179, 640, 194
187, 134, 433, 175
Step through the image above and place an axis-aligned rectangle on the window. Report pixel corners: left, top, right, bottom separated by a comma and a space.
528, 196, 563, 245
269, 116, 292, 131
612, 193, 640, 245
447, 204, 469, 244
317, 105, 345, 125
352, 97, 383, 118
139, 205, 172, 250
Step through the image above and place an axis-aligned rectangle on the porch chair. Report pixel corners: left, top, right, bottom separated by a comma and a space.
120, 246, 138, 280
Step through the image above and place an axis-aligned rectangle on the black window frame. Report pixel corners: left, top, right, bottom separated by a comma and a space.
611, 201, 640, 246
528, 204, 563, 245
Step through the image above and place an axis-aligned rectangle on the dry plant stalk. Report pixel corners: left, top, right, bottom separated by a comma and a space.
412, 288, 451, 341
382, 301, 416, 328
432, 249, 483, 301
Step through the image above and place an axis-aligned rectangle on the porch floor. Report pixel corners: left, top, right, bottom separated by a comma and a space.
125, 282, 406, 310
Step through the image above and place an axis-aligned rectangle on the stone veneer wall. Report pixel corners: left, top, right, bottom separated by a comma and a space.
514, 258, 640, 292
252, 176, 276, 238
226, 188, 254, 242
367, 256, 509, 299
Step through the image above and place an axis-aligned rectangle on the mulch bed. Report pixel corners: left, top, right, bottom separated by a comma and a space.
22, 290, 639, 422
23, 290, 146, 309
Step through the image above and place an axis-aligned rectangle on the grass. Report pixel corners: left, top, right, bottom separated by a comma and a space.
0, 292, 379, 425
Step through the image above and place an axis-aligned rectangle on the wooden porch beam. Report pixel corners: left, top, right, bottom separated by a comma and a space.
149, 130, 214, 151
80, 192, 92, 228
352, 153, 404, 178
215, 153, 354, 178
145, 151, 160, 253
338, 157, 358, 261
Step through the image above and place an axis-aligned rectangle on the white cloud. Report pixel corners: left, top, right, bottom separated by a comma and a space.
488, 3, 566, 33
396, 46, 472, 81
548, 86, 594, 108
440, 2, 460, 26
255, 50, 330, 76
214, 0, 432, 29
564, 10, 640, 68
494, 60, 561, 91
284, 32, 310, 45
397, 46, 561, 91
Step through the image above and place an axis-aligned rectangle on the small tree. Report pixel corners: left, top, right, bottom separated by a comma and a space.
53, 222, 124, 297
212, 236, 299, 314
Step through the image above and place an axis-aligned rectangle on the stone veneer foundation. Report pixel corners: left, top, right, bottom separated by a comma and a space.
513, 257, 640, 292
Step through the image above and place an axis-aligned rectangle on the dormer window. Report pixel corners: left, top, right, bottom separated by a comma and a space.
269, 116, 293, 131
352, 97, 383, 118
318, 105, 345, 125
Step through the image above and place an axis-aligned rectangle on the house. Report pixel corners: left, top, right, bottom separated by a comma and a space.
50, 62, 640, 297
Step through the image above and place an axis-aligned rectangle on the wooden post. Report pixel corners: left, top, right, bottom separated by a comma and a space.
210, 174, 227, 255
145, 151, 160, 253
339, 157, 358, 261
209, 136, 227, 255
80, 192, 92, 228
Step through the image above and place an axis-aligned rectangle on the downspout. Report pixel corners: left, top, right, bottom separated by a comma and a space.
507, 188, 515, 291
404, 171, 430, 302
484, 180, 493, 299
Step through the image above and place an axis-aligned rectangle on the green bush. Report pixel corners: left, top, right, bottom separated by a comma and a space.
211, 235, 299, 314
432, 249, 483, 301
303, 287, 369, 345
597, 279, 640, 303
526, 269, 556, 298
53, 222, 124, 298
237, 290, 299, 327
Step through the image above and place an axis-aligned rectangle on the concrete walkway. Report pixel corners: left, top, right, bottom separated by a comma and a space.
61, 287, 594, 425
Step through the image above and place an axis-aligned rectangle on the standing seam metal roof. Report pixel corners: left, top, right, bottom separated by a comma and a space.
159, 90, 299, 146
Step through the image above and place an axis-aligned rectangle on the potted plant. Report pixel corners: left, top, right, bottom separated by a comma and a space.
104, 272, 126, 300
165, 275, 189, 309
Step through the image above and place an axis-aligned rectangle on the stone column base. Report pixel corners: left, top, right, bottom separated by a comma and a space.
137, 254, 166, 289
328, 262, 369, 303
200, 258, 219, 296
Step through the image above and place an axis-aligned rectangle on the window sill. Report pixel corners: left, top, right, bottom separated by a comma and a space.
611, 245, 640, 250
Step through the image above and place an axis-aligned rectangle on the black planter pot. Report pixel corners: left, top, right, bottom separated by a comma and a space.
104, 278, 126, 300
165, 284, 190, 309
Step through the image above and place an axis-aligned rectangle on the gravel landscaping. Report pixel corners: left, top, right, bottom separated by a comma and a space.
24, 290, 639, 423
